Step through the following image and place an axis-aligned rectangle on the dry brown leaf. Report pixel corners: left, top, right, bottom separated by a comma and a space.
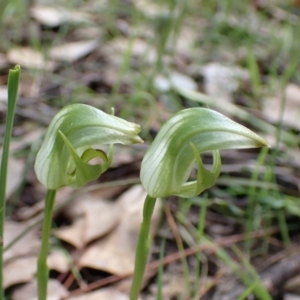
69, 287, 129, 300
15, 186, 73, 221
15, 200, 45, 221
73, 27, 102, 40
3, 220, 40, 263
54, 194, 121, 248
90, 183, 128, 200
49, 40, 99, 63
6, 157, 24, 198
110, 144, 142, 167
78, 185, 161, 275
146, 265, 189, 300
11, 279, 69, 300
0, 53, 8, 69
4, 256, 36, 288
7, 48, 56, 71
134, 0, 172, 18
103, 38, 157, 65
55, 218, 85, 248
116, 268, 156, 295
10, 128, 44, 152
0, 85, 7, 103
153, 75, 171, 92
284, 294, 300, 300
154, 72, 198, 92
30, 6, 92, 27
175, 25, 198, 56
263, 84, 300, 130
130, 39, 157, 63
285, 274, 300, 294
47, 249, 70, 273
170, 72, 198, 91
201, 63, 249, 102
101, 38, 128, 66
0, 151, 24, 198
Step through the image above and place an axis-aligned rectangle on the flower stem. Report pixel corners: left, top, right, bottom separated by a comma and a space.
37, 189, 56, 300
130, 194, 157, 300
0, 65, 20, 299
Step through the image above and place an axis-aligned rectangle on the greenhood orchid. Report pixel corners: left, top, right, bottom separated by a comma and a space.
130, 107, 268, 300
140, 107, 268, 198
34, 103, 143, 300
34, 103, 143, 190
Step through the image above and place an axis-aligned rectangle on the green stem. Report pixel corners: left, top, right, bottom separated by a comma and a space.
37, 189, 57, 300
0, 65, 20, 298
130, 195, 157, 300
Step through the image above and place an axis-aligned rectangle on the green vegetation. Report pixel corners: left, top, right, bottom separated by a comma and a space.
1, 1, 300, 299
130, 108, 267, 299
0, 65, 20, 299
34, 104, 142, 299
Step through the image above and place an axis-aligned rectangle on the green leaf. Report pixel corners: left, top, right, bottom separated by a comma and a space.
140, 108, 268, 198
35, 104, 143, 189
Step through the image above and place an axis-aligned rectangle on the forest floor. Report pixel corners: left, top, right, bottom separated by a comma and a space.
1, 1, 300, 299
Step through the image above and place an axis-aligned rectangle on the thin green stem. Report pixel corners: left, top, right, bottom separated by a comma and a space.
130, 195, 157, 300
0, 65, 20, 298
37, 189, 57, 300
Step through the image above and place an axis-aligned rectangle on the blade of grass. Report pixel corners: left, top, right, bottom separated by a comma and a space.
0, 65, 20, 298
237, 283, 256, 300
245, 147, 268, 254
247, 47, 262, 102
212, 239, 272, 300
232, 245, 272, 300
277, 208, 291, 246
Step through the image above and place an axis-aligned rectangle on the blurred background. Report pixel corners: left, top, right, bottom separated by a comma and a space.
1, 1, 300, 299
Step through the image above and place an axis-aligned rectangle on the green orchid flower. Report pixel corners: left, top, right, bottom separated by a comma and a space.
34, 103, 143, 300
130, 107, 268, 300
34, 103, 143, 189
140, 107, 268, 198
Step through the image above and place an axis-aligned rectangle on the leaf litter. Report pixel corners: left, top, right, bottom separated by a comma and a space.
78, 185, 161, 276
30, 6, 93, 28
68, 287, 129, 300
54, 193, 121, 248
7, 48, 57, 71
3, 221, 40, 288
1, 0, 300, 299
263, 83, 300, 130
0, 151, 24, 199
49, 40, 99, 63
11, 279, 69, 300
